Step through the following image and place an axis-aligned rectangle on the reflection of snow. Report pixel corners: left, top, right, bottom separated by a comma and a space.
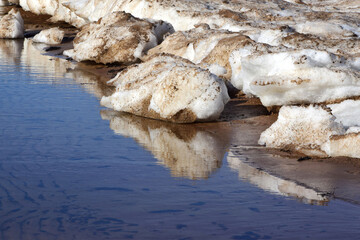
0, 39, 23, 65
227, 151, 329, 205
101, 110, 229, 179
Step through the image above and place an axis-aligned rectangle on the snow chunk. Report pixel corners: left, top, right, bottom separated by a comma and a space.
147, 25, 259, 80
65, 11, 171, 64
258, 105, 344, 152
328, 133, 360, 159
19, 0, 57, 15
33, 27, 65, 45
0, 9, 24, 39
100, 54, 229, 123
231, 49, 360, 106
293, 21, 358, 39
260, 104, 360, 159
63, 0, 255, 32
329, 100, 360, 128
20, 0, 86, 27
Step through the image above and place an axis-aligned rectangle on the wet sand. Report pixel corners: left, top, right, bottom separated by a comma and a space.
8, 6, 360, 205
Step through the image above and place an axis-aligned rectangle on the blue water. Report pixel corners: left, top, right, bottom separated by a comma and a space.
1, 39, 360, 240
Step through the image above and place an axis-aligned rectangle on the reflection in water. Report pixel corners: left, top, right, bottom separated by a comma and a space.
101, 110, 230, 179
0, 39, 23, 65
0, 38, 114, 98
227, 151, 329, 205
21, 39, 73, 82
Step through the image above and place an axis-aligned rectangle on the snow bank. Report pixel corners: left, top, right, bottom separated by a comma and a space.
259, 104, 360, 159
146, 24, 257, 80
101, 110, 225, 179
0, 9, 24, 38
100, 54, 229, 123
20, 0, 86, 27
64, 11, 172, 64
62, 0, 255, 32
33, 27, 65, 45
230, 49, 360, 106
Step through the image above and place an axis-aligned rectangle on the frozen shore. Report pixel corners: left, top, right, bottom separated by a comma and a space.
0, 0, 360, 202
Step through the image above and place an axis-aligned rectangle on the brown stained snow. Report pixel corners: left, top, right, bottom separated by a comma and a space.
65, 11, 169, 64
100, 54, 229, 123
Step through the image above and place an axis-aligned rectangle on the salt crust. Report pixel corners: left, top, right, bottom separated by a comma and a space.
100, 54, 229, 123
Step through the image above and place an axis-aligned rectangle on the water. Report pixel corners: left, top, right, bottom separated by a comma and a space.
1, 39, 360, 240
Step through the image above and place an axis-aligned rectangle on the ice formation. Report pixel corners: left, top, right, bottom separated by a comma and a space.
32, 27, 65, 45
230, 49, 360, 107
100, 54, 229, 123
259, 104, 360, 159
101, 110, 227, 179
64, 11, 172, 64
0, 9, 24, 38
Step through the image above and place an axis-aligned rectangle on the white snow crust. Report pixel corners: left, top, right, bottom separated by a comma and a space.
230, 49, 360, 107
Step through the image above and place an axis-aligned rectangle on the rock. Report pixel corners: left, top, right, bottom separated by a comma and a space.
0, 9, 24, 39
100, 54, 229, 123
64, 11, 173, 64
32, 27, 65, 45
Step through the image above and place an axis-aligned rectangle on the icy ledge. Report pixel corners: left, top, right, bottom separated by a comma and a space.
259, 103, 360, 158
0, 9, 24, 39
64, 11, 173, 64
100, 54, 229, 123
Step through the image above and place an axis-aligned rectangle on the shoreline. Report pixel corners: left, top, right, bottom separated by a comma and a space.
2, 5, 360, 205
